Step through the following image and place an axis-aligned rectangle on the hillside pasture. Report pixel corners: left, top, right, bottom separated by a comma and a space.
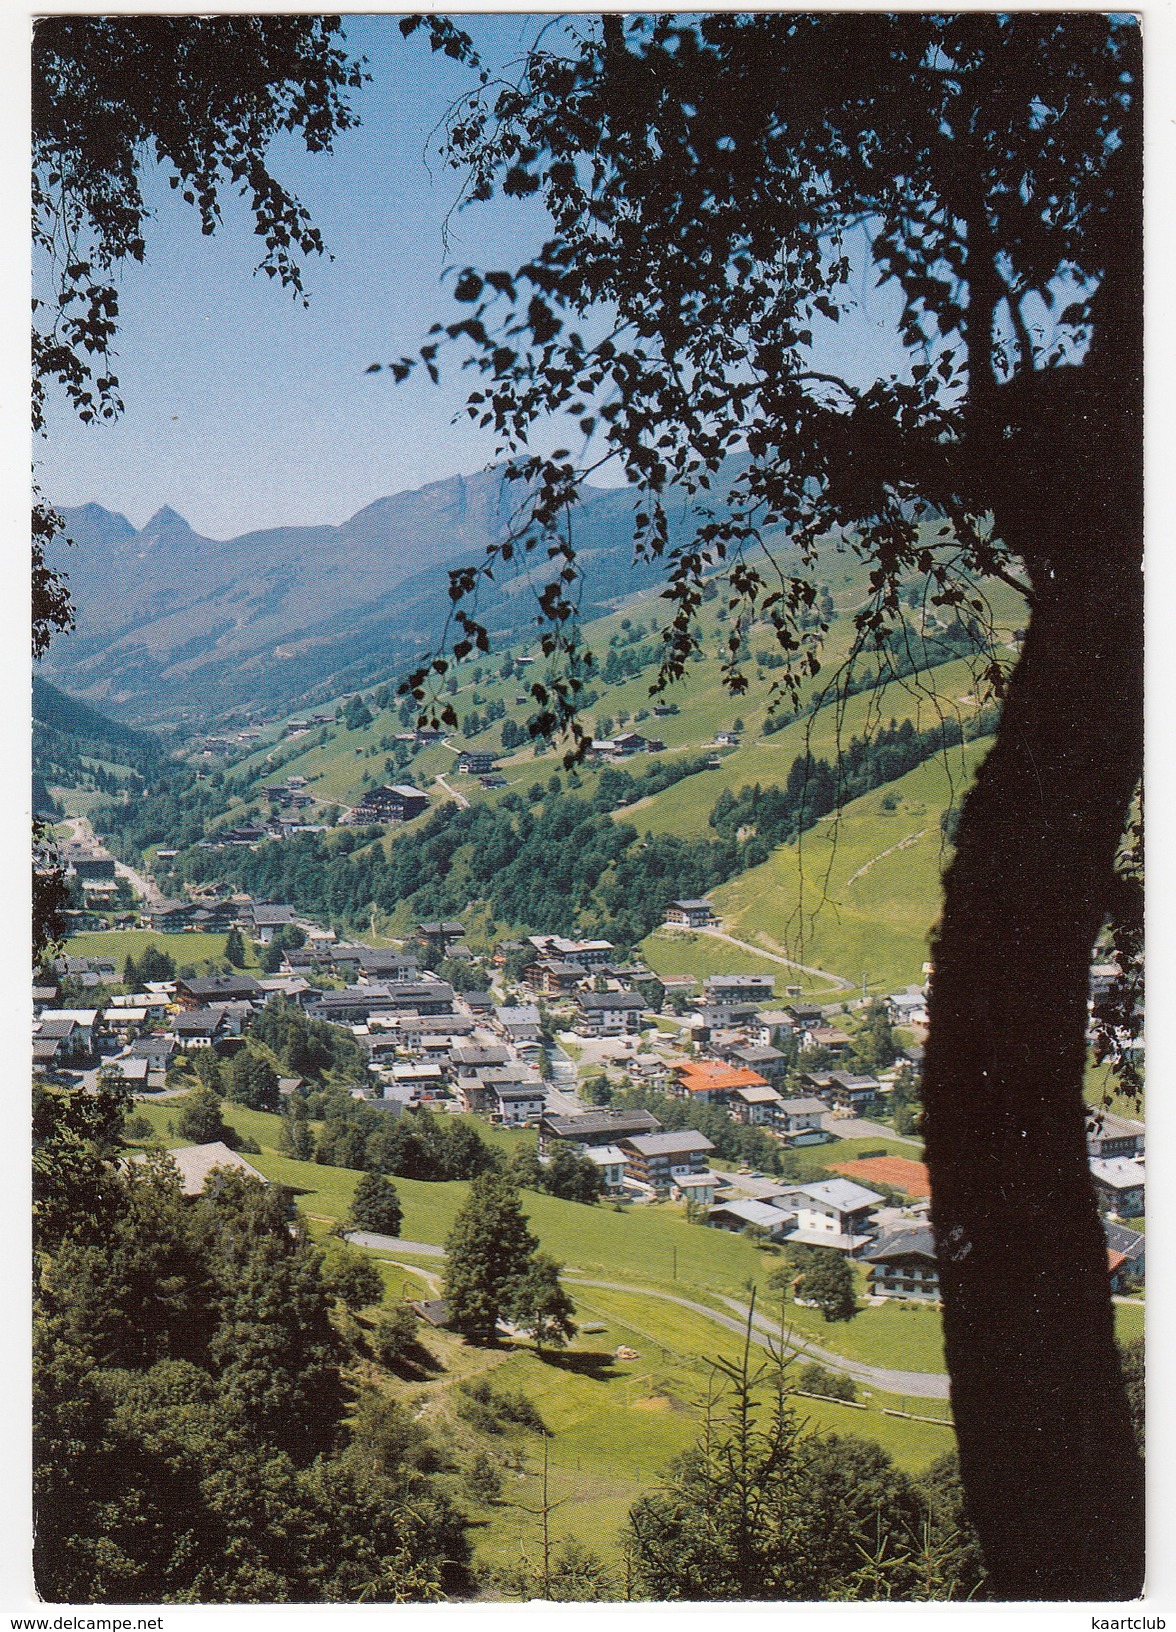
709, 741, 993, 992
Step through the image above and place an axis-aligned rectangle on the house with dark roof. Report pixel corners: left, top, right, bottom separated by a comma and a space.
700, 999, 763, 1029
457, 749, 498, 775
721, 1043, 788, 1082
493, 1082, 546, 1125
538, 1107, 661, 1155
171, 1007, 231, 1048
1103, 1219, 1145, 1290
417, 919, 466, 943
127, 1034, 177, 1068
574, 989, 646, 1036
348, 785, 430, 826
664, 899, 717, 929
863, 1222, 940, 1301
803, 1070, 880, 1110
142, 899, 198, 932
355, 948, 421, 983
175, 973, 264, 1010
619, 1129, 715, 1193
33, 1034, 69, 1070
1086, 1111, 1145, 1161
527, 958, 588, 995
245, 902, 297, 944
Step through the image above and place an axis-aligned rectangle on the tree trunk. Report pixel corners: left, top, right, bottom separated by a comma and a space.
922, 359, 1144, 1596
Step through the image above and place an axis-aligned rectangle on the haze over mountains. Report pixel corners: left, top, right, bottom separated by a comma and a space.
43, 464, 752, 725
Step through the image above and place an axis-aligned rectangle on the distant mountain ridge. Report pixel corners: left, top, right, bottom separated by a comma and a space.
42, 464, 757, 724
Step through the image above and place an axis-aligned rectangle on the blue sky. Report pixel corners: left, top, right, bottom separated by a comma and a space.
35, 14, 910, 540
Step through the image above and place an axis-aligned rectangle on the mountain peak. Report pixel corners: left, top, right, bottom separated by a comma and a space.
142, 504, 191, 532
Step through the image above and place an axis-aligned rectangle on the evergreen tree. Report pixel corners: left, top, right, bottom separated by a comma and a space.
506, 1142, 544, 1191
193, 1171, 344, 1457
227, 1050, 280, 1112
320, 1242, 383, 1311
854, 1000, 897, 1071
224, 926, 247, 968
193, 1048, 224, 1093
348, 1170, 403, 1236
508, 1253, 577, 1354
543, 1141, 603, 1205
444, 1174, 537, 1342
173, 1084, 228, 1146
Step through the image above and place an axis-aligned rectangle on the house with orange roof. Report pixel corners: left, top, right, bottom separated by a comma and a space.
670, 1059, 769, 1107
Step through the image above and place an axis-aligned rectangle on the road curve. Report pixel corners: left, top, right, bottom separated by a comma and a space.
564, 1277, 950, 1399
346, 1231, 445, 1256
435, 773, 470, 809
341, 1242, 951, 1399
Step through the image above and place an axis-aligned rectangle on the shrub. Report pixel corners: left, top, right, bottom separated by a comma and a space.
371, 1303, 419, 1368
467, 1451, 503, 1505
797, 1362, 858, 1402
455, 1379, 546, 1436
320, 1243, 384, 1311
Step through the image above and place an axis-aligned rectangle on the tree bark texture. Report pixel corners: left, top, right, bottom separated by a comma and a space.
922, 344, 1144, 1598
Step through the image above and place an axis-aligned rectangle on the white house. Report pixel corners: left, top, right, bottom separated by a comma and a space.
494, 1083, 546, 1125
673, 1170, 721, 1208
582, 1143, 629, 1195
575, 990, 646, 1036
772, 1177, 884, 1252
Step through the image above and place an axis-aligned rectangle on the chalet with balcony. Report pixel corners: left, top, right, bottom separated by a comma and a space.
863, 1222, 940, 1301
664, 898, 717, 929
574, 990, 646, 1036
619, 1129, 715, 1194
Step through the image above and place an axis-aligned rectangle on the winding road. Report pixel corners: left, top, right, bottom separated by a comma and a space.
343, 1234, 949, 1400
434, 773, 470, 809
567, 1277, 949, 1400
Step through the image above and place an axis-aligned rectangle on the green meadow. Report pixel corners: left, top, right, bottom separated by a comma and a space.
127, 1085, 1143, 1577
65, 927, 259, 973
706, 741, 994, 993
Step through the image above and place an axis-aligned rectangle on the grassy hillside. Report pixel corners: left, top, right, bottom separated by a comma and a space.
223, 527, 1022, 826
126, 1089, 1142, 1578
689, 739, 995, 993
619, 654, 987, 842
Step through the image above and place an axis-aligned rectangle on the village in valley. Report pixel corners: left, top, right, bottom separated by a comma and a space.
32, 705, 1147, 1590
33, 851, 1150, 1275
30, 12, 1147, 1606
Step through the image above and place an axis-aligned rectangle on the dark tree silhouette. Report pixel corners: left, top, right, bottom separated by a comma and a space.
388, 14, 1143, 1597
